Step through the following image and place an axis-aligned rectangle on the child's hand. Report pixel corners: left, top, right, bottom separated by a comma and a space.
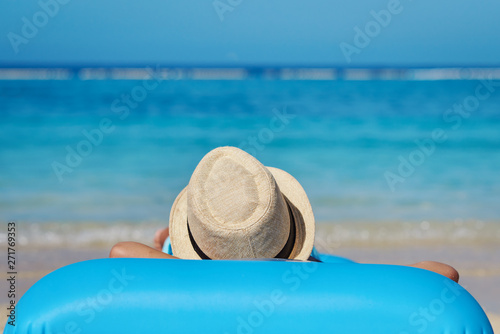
154, 227, 170, 251
409, 261, 459, 283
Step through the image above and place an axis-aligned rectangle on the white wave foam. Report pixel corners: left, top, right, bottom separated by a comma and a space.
0, 220, 498, 250
314, 220, 500, 251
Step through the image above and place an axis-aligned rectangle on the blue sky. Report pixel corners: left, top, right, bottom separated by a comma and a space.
1, 0, 499, 67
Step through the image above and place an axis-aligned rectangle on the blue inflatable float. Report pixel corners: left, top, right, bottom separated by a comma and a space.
4, 254, 493, 334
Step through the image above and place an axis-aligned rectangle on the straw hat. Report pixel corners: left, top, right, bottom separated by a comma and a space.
169, 146, 315, 260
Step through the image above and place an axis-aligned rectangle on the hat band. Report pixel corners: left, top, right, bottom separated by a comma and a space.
187, 222, 211, 260
274, 204, 296, 259
186, 202, 296, 260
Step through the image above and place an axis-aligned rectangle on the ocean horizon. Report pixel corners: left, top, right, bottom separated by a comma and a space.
1, 65, 500, 81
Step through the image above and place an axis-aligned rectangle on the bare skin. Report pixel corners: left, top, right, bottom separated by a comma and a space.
110, 241, 179, 259
110, 227, 459, 283
154, 227, 170, 251
410, 260, 459, 283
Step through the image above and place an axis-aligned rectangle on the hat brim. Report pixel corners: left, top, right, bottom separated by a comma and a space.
169, 166, 315, 261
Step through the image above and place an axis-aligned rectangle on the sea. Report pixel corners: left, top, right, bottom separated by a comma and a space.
1, 67, 500, 249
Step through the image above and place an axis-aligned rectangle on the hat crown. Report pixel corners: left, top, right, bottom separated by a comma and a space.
187, 147, 290, 259
202, 156, 259, 226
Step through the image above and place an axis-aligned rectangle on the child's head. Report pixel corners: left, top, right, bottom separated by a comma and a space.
169, 146, 315, 260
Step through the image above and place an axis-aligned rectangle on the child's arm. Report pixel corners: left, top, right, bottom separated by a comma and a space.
110, 241, 179, 259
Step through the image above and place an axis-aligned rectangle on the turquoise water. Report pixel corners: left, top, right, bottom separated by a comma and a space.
1, 78, 500, 228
